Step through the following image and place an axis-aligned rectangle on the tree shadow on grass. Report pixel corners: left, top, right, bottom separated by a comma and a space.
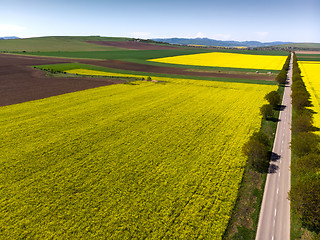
266, 117, 280, 123
312, 126, 320, 132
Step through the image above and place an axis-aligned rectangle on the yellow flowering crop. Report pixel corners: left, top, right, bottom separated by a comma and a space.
298, 61, 320, 128
148, 52, 287, 70
66, 69, 147, 79
65, 68, 205, 83
1, 77, 275, 239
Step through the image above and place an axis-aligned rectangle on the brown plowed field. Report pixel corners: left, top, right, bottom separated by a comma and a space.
0, 54, 124, 106
85, 41, 180, 50
296, 50, 320, 54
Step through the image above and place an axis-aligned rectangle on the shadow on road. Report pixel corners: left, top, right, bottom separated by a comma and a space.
268, 152, 280, 174
271, 152, 281, 162
268, 163, 279, 174
275, 105, 286, 111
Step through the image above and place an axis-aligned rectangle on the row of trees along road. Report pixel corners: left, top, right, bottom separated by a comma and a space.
242, 89, 281, 172
242, 57, 286, 173
289, 53, 320, 235
276, 54, 291, 85
242, 51, 291, 173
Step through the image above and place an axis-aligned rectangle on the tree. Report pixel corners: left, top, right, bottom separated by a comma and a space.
291, 81, 307, 93
291, 132, 320, 157
265, 91, 281, 108
291, 154, 320, 177
249, 131, 270, 147
292, 113, 313, 134
243, 131, 270, 172
243, 140, 269, 172
292, 91, 312, 110
260, 104, 274, 119
275, 71, 287, 85
289, 175, 320, 232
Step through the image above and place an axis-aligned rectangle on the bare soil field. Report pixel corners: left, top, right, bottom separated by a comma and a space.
85, 41, 180, 50
0, 54, 124, 106
296, 50, 320, 54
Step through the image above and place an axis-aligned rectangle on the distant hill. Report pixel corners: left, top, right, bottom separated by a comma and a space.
0, 36, 19, 40
152, 38, 292, 48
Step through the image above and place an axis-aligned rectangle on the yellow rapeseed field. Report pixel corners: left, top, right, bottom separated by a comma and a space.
66, 69, 147, 79
298, 61, 320, 128
65, 69, 197, 83
148, 52, 287, 70
1, 76, 276, 239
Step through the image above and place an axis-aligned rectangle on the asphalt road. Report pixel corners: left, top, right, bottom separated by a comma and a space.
255, 53, 293, 240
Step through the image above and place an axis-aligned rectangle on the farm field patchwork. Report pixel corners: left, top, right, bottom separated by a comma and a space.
36, 62, 278, 84
62, 68, 276, 85
0, 78, 276, 239
296, 54, 320, 62
148, 52, 287, 70
298, 61, 320, 128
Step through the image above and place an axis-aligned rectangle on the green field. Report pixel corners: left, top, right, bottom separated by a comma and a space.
24, 49, 213, 60
0, 78, 276, 239
274, 42, 320, 50
0, 36, 131, 52
296, 54, 320, 61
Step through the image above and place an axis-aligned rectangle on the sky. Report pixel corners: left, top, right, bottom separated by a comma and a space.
1, 0, 320, 42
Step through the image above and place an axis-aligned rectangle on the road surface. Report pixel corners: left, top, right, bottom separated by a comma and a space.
255, 53, 293, 240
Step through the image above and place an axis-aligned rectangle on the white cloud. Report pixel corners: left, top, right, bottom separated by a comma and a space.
0, 24, 25, 36
129, 32, 151, 39
195, 32, 206, 38
211, 34, 232, 41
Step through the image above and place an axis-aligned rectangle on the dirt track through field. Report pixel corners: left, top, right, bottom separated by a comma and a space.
0, 54, 124, 106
